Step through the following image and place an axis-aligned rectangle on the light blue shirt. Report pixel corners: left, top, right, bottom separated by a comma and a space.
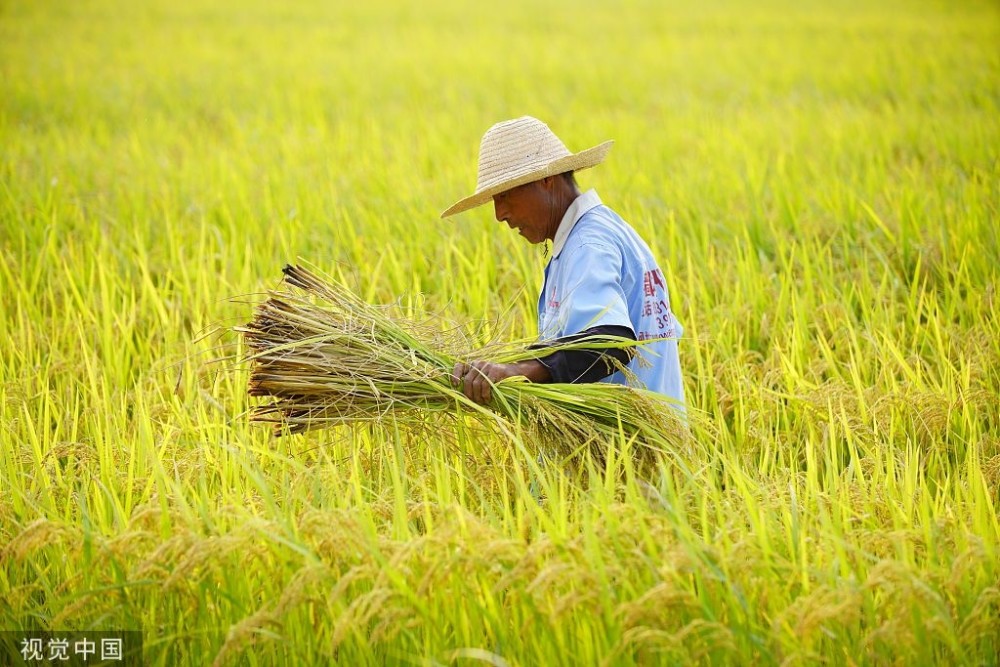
537, 190, 686, 410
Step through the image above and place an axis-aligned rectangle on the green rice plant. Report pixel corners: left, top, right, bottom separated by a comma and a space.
2, 0, 998, 663
239, 264, 688, 463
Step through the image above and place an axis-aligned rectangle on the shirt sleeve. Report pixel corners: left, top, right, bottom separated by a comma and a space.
552, 241, 632, 336
532, 324, 637, 384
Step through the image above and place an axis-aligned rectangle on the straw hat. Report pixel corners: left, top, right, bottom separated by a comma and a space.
441, 116, 613, 218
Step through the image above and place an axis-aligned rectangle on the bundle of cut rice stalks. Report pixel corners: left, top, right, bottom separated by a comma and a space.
237, 264, 688, 462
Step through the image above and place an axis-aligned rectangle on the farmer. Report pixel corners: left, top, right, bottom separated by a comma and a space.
444, 116, 685, 412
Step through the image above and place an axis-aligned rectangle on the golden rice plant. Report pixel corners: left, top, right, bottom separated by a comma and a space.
237, 264, 688, 461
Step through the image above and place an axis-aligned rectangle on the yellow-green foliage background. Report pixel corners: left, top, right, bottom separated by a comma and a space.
2, 0, 999, 664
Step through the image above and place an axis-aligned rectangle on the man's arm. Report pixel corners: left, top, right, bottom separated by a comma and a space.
533, 324, 636, 383
450, 358, 550, 405
450, 324, 636, 404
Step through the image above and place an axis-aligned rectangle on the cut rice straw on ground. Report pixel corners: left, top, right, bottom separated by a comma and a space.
237, 264, 689, 462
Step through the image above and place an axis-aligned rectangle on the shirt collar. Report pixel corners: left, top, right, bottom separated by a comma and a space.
551, 189, 602, 258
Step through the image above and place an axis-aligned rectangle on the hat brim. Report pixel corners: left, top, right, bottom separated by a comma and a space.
440, 140, 614, 218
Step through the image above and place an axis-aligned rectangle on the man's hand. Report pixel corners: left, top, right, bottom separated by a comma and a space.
450, 359, 551, 404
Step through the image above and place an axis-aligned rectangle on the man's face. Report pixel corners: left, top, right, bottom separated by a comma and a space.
492, 179, 554, 245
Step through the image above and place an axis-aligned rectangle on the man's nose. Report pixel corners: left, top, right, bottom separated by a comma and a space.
493, 199, 505, 222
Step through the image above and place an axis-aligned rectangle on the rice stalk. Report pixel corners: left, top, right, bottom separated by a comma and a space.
236, 264, 688, 461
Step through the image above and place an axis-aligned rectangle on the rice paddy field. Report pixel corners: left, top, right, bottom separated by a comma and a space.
2, 0, 999, 664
